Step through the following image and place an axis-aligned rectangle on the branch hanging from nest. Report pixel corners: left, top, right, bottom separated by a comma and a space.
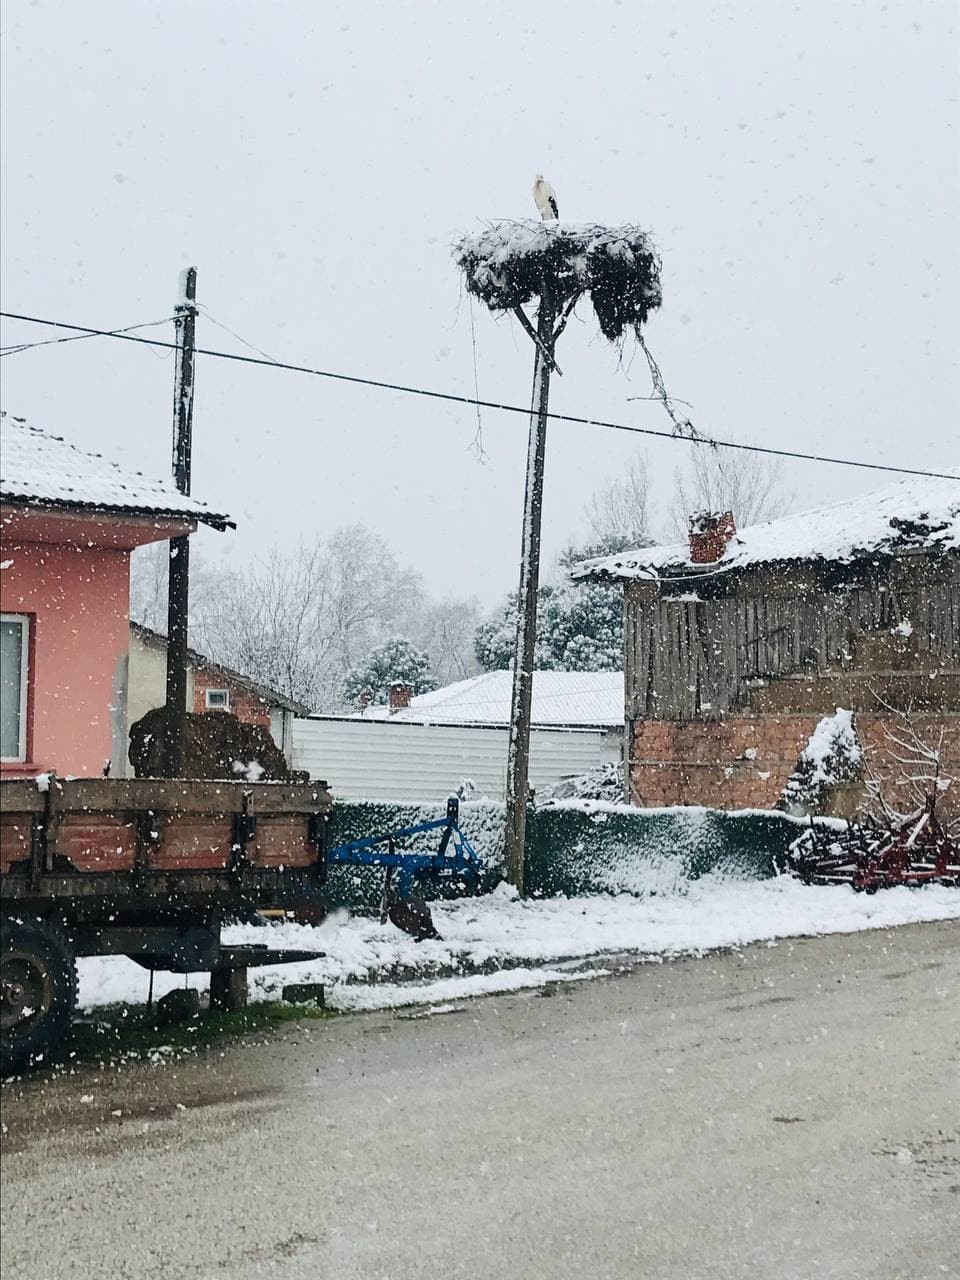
633, 330, 714, 445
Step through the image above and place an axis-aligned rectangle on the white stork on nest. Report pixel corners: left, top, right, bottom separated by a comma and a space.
532, 174, 559, 221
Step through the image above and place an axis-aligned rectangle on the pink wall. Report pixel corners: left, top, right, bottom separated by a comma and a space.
1, 539, 130, 777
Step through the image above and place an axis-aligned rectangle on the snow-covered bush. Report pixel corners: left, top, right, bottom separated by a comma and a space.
542, 761, 625, 804
779, 708, 863, 816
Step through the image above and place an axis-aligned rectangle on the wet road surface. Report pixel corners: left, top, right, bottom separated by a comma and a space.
2, 920, 958, 1279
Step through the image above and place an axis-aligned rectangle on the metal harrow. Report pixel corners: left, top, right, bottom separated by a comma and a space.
786, 795, 959, 892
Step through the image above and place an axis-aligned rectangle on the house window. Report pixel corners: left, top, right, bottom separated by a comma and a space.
1, 613, 30, 761
205, 688, 230, 711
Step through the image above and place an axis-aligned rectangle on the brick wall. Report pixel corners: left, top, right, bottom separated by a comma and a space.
192, 668, 273, 729
630, 714, 960, 818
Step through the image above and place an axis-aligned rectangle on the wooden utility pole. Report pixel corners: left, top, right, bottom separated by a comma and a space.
161, 267, 198, 778
503, 278, 556, 892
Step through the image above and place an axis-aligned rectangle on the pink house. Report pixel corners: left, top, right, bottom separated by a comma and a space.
0, 412, 231, 779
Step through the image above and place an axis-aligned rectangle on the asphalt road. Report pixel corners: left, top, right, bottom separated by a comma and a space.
2, 921, 958, 1280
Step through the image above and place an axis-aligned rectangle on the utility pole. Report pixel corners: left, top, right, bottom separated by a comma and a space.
503, 277, 556, 892
161, 267, 198, 777
455, 215, 661, 892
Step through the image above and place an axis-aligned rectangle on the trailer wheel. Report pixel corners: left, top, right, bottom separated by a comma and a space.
1, 915, 78, 1074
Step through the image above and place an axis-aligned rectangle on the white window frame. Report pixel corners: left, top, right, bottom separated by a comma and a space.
1, 612, 30, 762
205, 688, 230, 711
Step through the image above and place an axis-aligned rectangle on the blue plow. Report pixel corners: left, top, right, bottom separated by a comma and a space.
326, 797, 483, 940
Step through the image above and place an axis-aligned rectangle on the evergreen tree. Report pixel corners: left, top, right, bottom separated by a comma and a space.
473, 536, 637, 673
343, 638, 439, 706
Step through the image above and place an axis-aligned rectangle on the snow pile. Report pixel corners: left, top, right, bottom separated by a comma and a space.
77, 875, 959, 1014
0, 411, 231, 528
453, 220, 662, 341
575, 474, 960, 580
780, 709, 863, 816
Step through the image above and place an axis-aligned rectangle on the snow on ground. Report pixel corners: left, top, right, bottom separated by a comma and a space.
77, 874, 960, 1015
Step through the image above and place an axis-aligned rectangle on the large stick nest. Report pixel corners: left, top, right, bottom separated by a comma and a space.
452, 219, 662, 341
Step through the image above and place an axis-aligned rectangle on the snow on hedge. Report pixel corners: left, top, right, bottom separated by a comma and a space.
452, 220, 662, 340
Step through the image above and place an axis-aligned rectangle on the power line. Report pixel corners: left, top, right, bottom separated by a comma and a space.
0, 315, 176, 357
0, 309, 955, 482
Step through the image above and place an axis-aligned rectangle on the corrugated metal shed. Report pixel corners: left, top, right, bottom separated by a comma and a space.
291, 716, 621, 804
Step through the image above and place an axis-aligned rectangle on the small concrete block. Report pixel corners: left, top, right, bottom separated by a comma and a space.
282, 982, 325, 1008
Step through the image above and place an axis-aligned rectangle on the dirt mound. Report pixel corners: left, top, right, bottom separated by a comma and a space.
129, 708, 306, 781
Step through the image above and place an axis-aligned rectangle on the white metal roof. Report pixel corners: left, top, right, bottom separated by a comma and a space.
0, 412, 232, 529
575, 474, 960, 582
357, 670, 624, 728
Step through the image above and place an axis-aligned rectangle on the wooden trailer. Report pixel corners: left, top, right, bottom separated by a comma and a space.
0, 776, 332, 1072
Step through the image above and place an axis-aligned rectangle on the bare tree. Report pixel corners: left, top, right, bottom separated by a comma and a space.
131, 526, 480, 711
584, 451, 652, 548
864, 704, 958, 832
413, 598, 481, 686
668, 447, 791, 538
129, 541, 224, 636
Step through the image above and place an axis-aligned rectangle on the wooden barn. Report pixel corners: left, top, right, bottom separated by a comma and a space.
575, 476, 960, 815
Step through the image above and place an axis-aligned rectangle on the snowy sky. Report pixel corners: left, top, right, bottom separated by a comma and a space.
1, 0, 957, 606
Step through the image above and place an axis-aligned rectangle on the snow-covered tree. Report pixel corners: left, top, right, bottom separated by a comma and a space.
131, 525, 477, 711
343, 638, 438, 706
584, 451, 652, 548
779, 708, 863, 816
474, 542, 624, 673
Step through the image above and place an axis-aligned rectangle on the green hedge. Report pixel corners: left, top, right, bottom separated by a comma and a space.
324, 798, 817, 910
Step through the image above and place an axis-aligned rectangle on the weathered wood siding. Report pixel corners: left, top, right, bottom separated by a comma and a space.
625, 553, 960, 721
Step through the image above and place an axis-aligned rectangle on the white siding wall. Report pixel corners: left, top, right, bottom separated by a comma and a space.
127, 632, 196, 731
291, 717, 621, 804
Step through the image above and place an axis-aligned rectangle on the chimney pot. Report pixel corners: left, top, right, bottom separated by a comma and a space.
688, 510, 736, 564
388, 681, 412, 712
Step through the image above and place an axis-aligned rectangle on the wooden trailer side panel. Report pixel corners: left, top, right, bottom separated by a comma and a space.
251, 816, 316, 869
0, 778, 331, 888
59, 816, 137, 873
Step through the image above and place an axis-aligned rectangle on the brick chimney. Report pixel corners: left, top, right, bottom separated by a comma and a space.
688, 510, 736, 564
388, 681, 412, 713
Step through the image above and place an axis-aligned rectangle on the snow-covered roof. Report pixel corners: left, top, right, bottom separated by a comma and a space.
0, 412, 232, 529
358, 670, 624, 729
574, 475, 960, 582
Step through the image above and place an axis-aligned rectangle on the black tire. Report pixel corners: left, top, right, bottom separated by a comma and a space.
1, 915, 78, 1074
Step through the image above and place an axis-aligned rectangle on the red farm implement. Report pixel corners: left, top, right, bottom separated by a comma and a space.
786, 795, 960, 892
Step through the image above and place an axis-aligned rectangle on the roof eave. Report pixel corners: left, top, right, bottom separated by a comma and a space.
0, 494, 234, 531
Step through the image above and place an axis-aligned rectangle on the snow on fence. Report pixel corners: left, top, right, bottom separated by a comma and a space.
325, 799, 828, 909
